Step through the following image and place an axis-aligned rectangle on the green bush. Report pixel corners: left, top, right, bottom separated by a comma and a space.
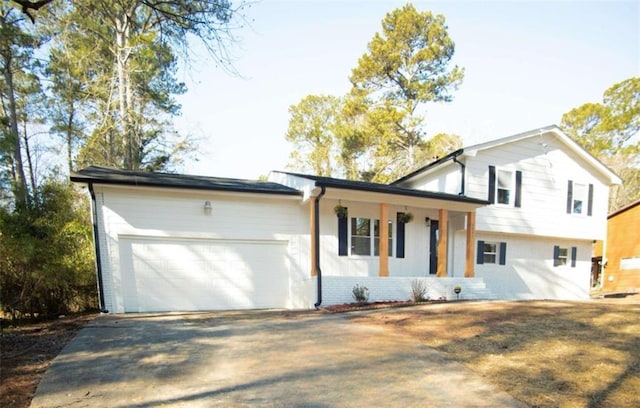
352, 284, 369, 303
0, 181, 97, 321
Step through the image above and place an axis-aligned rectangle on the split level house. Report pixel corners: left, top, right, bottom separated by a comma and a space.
71, 125, 621, 313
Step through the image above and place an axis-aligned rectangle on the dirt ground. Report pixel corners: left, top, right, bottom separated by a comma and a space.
351, 295, 640, 408
1, 314, 96, 408
1, 296, 638, 408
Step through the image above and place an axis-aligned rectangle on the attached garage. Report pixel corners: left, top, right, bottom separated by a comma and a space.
71, 166, 308, 313
120, 238, 289, 312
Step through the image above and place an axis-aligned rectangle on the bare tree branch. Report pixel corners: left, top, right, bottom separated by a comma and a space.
10, 0, 55, 23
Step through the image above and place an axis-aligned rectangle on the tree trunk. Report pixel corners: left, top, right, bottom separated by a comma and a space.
115, 12, 132, 169
21, 122, 37, 196
1, 44, 29, 206
66, 107, 74, 173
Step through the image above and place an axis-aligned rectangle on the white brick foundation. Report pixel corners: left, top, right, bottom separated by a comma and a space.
317, 276, 496, 306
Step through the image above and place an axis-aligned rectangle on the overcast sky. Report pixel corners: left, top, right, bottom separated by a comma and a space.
174, 0, 639, 180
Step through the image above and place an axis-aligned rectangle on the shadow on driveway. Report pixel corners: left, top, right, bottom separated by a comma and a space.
30, 310, 526, 407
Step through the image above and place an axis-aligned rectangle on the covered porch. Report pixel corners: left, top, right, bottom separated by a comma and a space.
268, 171, 489, 307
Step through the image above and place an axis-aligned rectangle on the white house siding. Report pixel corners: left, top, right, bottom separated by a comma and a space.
468, 233, 592, 300
94, 185, 310, 313
317, 198, 437, 279
464, 135, 610, 240
408, 161, 461, 195
397, 131, 612, 301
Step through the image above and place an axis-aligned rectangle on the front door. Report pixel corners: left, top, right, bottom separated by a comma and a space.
429, 220, 439, 275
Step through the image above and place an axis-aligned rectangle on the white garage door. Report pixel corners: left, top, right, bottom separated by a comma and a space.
119, 237, 289, 312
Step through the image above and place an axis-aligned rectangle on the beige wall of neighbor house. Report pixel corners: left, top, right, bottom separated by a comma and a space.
601, 200, 640, 293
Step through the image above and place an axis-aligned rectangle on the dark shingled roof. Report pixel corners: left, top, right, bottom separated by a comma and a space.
275, 171, 488, 205
71, 166, 301, 196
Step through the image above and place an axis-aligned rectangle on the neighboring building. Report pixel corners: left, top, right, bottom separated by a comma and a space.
597, 199, 640, 293
72, 125, 621, 313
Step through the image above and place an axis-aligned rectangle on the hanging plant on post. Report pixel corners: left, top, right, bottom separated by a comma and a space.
334, 204, 348, 219
398, 212, 414, 224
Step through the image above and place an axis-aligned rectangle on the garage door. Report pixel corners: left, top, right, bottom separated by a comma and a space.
119, 237, 289, 312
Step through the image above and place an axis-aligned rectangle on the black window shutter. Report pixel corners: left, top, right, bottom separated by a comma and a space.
566, 180, 573, 214
476, 240, 484, 264
488, 166, 496, 204
571, 247, 577, 268
515, 171, 522, 208
587, 184, 594, 216
396, 213, 405, 258
553, 245, 560, 267
338, 210, 348, 256
499, 242, 507, 265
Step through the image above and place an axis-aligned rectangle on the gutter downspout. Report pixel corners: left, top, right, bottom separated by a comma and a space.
314, 185, 326, 309
88, 183, 108, 313
453, 153, 466, 195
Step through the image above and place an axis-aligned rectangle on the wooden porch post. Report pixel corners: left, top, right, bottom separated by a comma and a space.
437, 209, 448, 277
310, 200, 317, 277
465, 211, 476, 277
379, 203, 389, 277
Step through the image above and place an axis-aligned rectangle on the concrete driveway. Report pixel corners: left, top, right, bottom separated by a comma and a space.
31, 310, 526, 407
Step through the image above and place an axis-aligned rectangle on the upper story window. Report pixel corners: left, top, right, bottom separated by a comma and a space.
567, 180, 593, 216
497, 169, 513, 205
488, 166, 522, 208
572, 183, 587, 214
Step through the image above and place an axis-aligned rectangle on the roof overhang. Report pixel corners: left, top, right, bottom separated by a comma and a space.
392, 125, 622, 186
71, 166, 302, 197
270, 171, 488, 212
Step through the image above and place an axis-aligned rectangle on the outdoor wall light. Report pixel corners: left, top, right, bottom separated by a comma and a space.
425, 217, 430, 227
204, 200, 212, 215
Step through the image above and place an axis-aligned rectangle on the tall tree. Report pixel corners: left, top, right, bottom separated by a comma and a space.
285, 95, 339, 176
561, 77, 640, 211
0, 3, 46, 206
45, 0, 246, 172
349, 3, 464, 181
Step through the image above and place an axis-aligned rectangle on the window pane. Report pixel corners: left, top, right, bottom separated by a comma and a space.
352, 237, 371, 255
352, 218, 370, 236
373, 220, 393, 256
483, 254, 497, 263
387, 220, 393, 256
497, 188, 510, 204
484, 243, 497, 253
573, 200, 583, 214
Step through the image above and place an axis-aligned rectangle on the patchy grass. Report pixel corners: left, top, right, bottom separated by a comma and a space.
350, 296, 640, 408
